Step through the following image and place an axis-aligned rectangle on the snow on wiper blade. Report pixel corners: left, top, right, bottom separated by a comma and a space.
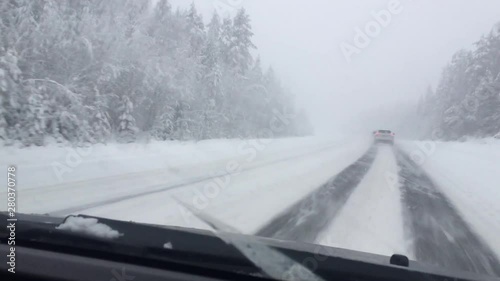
175, 198, 325, 281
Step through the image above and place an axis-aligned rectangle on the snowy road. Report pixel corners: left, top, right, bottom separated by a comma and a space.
316, 145, 407, 259
254, 143, 500, 277
1, 137, 500, 277
255, 145, 377, 242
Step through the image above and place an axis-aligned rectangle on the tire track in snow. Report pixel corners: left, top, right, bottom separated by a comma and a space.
395, 149, 500, 277
255, 145, 378, 243
315, 145, 407, 258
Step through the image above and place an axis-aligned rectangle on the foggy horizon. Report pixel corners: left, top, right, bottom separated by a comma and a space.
171, 0, 500, 135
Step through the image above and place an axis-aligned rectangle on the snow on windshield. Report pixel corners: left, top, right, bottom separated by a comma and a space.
56, 216, 122, 239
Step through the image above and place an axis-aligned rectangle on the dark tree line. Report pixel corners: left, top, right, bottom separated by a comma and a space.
0, 0, 313, 146
417, 23, 500, 140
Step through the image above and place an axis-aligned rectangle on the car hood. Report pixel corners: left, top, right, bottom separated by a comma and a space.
1, 212, 496, 281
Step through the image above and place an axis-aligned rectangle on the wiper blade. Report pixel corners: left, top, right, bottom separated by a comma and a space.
175, 198, 325, 281
0, 212, 265, 277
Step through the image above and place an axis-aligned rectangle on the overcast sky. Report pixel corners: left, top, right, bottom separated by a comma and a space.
170, 0, 500, 134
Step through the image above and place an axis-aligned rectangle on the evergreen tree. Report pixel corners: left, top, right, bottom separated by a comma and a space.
22, 84, 46, 146
0, 92, 6, 140
186, 3, 205, 57
228, 8, 256, 74
419, 22, 500, 139
118, 96, 138, 143
0, 1, 306, 145
91, 88, 111, 143
152, 109, 174, 141
200, 13, 224, 138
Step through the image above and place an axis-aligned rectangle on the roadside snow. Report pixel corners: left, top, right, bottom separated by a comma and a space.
56, 216, 122, 239
399, 139, 500, 259
0, 136, 370, 236
58, 138, 370, 234
0, 137, 342, 214
0, 137, 337, 190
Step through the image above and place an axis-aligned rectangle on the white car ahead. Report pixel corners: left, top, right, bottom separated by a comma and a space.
373, 129, 395, 144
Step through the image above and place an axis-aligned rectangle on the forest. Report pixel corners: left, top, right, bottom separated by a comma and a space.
417, 23, 500, 140
0, 0, 313, 146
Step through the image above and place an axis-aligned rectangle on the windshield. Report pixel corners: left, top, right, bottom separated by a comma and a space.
1, 0, 500, 279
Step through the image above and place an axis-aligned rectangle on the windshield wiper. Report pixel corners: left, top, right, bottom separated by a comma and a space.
1, 206, 324, 281
0, 212, 267, 279
175, 198, 325, 281
1, 212, 494, 281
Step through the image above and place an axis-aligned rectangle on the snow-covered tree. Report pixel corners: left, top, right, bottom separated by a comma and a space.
220, 17, 234, 67
186, 3, 205, 57
0, 1, 306, 145
0, 48, 23, 140
118, 96, 138, 143
21, 84, 46, 146
152, 109, 174, 141
0, 93, 6, 140
231, 8, 256, 75
90, 88, 111, 143
418, 22, 500, 139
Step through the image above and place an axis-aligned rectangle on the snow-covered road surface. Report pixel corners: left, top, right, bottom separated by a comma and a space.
400, 140, 500, 263
69, 139, 369, 233
1, 137, 500, 277
395, 148, 500, 277
256, 146, 377, 242
316, 145, 408, 259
